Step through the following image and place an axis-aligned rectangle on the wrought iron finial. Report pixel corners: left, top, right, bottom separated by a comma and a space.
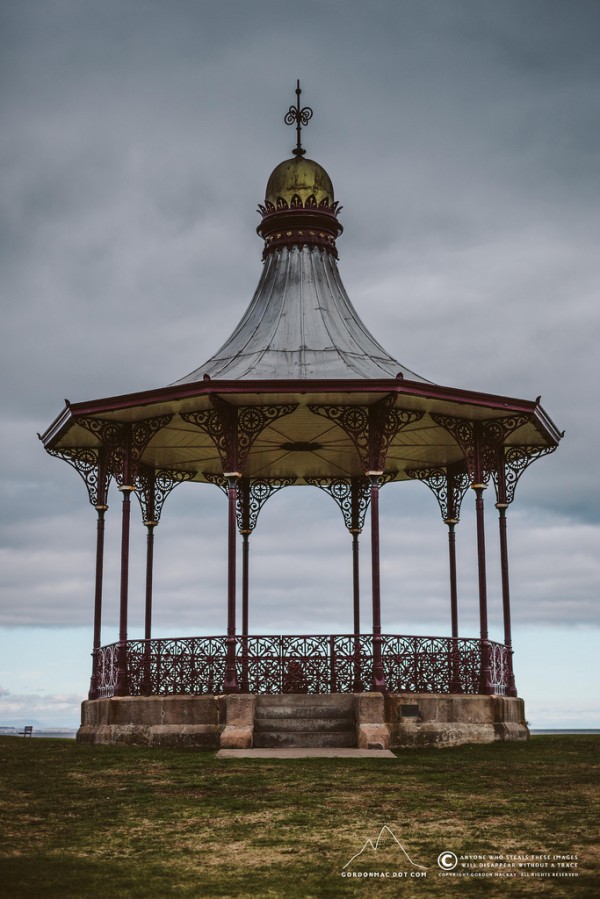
284, 79, 313, 157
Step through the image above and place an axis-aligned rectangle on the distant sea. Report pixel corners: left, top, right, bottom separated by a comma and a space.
531, 729, 600, 735
0, 728, 77, 739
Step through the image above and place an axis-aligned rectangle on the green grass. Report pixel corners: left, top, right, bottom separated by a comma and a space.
0, 736, 598, 897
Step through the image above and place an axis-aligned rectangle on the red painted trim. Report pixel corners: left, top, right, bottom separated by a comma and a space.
40, 377, 563, 448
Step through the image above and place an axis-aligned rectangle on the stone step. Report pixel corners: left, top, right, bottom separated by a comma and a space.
253, 694, 358, 748
255, 694, 355, 709
255, 705, 354, 720
253, 731, 357, 749
254, 717, 355, 734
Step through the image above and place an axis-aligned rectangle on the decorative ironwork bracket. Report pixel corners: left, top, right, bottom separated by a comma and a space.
238, 477, 297, 532
203, 473, 297, 532
308, 394, 424, 473
492, 444, 557, 506
182, 397, 297, 473
306, 476, 370, 532
45, 446, 111, 509
406, 463, 470, 523
135, 467, 197, 525
430, 413, 531, 485
306, 473, 397, 532
78, 414, 173, 486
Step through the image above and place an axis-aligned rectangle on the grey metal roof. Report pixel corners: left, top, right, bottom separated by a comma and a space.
173, 245, 431, 383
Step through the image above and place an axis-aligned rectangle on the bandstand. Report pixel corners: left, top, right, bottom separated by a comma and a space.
41, 85, 562, 750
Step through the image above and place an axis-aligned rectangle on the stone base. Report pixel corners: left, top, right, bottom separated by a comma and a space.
355, 692, 389, 750
78, 695, 223, 749
385, 693, 529, 748
220, 695, 256, 749
77, 692, 529, 750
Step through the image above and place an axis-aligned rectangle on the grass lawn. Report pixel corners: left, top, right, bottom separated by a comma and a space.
0, 735, 598, 897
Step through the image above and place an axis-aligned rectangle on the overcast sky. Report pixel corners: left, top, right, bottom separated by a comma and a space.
1, 0, 598, 729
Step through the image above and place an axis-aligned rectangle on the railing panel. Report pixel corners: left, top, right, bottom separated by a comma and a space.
93, 634, 509, 697
489, 641, 509, 695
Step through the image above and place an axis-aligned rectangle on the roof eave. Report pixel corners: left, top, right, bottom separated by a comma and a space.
39, 403, 76, 449
40, 376, 563, 451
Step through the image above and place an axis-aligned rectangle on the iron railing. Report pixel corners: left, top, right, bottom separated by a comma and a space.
94, 634, 510, 698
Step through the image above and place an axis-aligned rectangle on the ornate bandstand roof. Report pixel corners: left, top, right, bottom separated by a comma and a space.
41, 86, 562, 486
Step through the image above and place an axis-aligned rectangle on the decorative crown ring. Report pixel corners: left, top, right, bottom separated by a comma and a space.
284, 79, 313, 157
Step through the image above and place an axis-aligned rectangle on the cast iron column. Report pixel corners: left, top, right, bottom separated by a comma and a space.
351, 528, 363, 691
88, 502, 108, 699
240, 530, 251, 692
446, 517, 462, 694
224, 472, 240, 693
497, 502, 517, 696
351, 530, 361, 636
445, 519, 459, 640
141, 520, 156, 695
144, 523, 156, 642
473, 484, 492, 694
241, 532, 250, 638
115, 484, 135, 696
368, 472, 386, 692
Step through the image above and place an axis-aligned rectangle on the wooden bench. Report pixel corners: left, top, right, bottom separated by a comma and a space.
19, 726, 33, 737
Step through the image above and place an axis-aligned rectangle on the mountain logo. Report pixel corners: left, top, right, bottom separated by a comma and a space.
343, 825, 428, 871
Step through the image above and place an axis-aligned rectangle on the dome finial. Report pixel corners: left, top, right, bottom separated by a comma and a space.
284, 79, 313, 157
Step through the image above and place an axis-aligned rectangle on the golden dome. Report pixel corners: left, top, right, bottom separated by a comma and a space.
265, 157, 334, 208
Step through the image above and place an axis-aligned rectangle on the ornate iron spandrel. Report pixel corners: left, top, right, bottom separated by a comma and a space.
202, 473, 297, 532
135, 467, 196, 525
309, 395, 423, 473
492, 444, 557, 505
305, 476, 370, 531
78, 414, 173, 485
203, 471, 228, 495
406, 463, 470, 523
76, 418, 125, 481
183, 398, 297, 472
306, 474, 396, 532
480, 416, 531, 483
238, 477, 297, 532
130, 414, 174, 462
45, 446, 111, 508
431, 414, 531, 485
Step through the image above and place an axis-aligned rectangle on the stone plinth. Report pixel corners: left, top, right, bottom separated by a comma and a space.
385, 693, 529, 748
355, 692, 390, 750
220, 694, 256, 749
77, 692, 529, 750
78, 695, 223, 749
